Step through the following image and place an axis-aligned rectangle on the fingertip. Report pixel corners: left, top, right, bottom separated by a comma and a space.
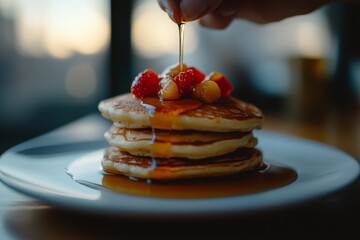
180, 0, 223, 21
199, 14, 234, 29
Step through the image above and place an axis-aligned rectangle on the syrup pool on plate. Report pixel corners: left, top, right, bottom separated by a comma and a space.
66, 151, 298, 199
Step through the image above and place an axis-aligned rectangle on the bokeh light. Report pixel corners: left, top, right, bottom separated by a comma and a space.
1, 0, 110, 59
65, 64, 97, 99
132, 0, 198, 58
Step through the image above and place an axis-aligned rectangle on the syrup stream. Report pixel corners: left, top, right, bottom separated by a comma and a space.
178, 22, 185, 71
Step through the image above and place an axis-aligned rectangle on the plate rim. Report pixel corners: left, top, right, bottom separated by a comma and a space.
1, 130, 359, 217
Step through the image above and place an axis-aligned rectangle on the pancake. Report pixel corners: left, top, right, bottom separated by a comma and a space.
105, 126, 258, 159
102, 147, 262, 180
98, 93, 264, 132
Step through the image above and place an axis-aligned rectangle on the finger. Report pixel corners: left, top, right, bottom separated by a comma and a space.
157, 0, 183, 23
180, 0, 224, 21
217, 0, 239, 17
199, 13, 235, 29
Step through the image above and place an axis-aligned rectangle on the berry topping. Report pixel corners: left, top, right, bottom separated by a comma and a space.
131, 65, 232, 103
206, 72, 233, 97
174, 69, 195, 96
173, 67, 205, 96
158, 77, 181, 100
192, 80, 221, 103
187, 67, 205, 83
131, 70, 161, 98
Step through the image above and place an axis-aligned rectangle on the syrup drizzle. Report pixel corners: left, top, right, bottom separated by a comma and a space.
140, 102, 158, 168
139, 20, 188, 162
178, 22, 185, 71
141, 97, 202, 161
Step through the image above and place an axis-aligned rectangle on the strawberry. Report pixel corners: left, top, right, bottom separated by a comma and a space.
187, 67, 205, 83
173, 67, 205, 96
206, 72, 233, 97
131, 70, 160, 98
173, 69, 195, 96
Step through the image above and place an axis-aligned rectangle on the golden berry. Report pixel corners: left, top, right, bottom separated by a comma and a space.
192, 80, 221, 103
158, 77, 181, 100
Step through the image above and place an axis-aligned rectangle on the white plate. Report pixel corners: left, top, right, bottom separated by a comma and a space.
0, 118, 359, 217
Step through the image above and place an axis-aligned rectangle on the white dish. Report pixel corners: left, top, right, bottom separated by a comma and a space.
0, 123, 359, 217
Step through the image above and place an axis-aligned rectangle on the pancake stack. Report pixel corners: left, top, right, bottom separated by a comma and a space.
98, 93, 264, 180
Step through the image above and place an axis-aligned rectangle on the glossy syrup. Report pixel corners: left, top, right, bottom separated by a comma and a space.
178, 22, 185, 70
102, 163, 297, 198
141, 97, 201, 158
67, 155, 297, 199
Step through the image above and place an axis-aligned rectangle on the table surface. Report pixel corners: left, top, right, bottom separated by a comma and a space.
1, 111, 360, 240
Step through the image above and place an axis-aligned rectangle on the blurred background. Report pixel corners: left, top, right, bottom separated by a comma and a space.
0, 0, 359, 157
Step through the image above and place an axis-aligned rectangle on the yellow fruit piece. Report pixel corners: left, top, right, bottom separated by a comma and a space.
192, 80, 221, 103
159, 77, 181, 100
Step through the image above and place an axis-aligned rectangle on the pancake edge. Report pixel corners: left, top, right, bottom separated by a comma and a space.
102, 148, 263, 180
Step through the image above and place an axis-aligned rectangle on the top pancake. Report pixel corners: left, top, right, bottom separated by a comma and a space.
98, 93, 264, 132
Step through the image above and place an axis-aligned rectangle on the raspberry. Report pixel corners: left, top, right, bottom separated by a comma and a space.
173, 69, 196, 96
187, 67, 205, 83
207, 72, 233, 97
131, 70, 160, 98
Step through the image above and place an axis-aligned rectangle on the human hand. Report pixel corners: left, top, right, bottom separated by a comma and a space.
158, 0, 346, 28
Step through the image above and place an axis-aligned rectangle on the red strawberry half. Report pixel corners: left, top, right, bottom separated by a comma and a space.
174, 67, 205, 96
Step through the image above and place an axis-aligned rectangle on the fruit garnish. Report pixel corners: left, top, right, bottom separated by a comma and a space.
187, 67, 205, 84
173, 67, 205, 96
158, 77, 181, 100
192, 80, 221, 103
131, 65, 232, 103
131, 70, 161, 99
206, 72, 233, 97
173, 69, 195, 96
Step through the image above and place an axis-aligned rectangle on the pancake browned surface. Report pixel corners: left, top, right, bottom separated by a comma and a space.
98, 93, 264, 132
102, 147, 262, 180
